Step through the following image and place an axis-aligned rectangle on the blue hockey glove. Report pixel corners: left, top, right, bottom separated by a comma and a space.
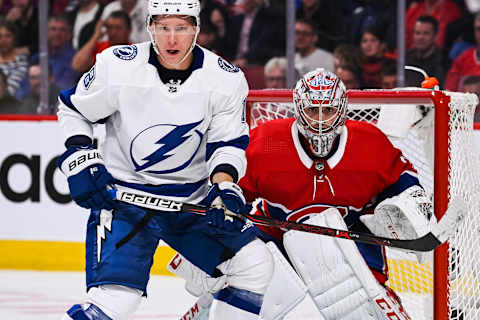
201, 181, 248, 214
199, 181, 248, 230
57, 145, 116, 210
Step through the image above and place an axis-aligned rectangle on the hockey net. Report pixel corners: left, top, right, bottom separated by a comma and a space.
246, 88, 480, 320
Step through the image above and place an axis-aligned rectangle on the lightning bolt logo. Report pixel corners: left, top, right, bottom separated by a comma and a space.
96, 210, 113, 263
130, 120, 203, 174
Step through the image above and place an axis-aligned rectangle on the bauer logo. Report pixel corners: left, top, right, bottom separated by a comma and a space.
130, 120, 204, 174
113, 45, 138, 60
218, 57, 239, 73
83, 66, 95, 89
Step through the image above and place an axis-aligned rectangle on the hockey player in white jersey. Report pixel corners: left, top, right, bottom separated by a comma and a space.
56, 1, 273, 319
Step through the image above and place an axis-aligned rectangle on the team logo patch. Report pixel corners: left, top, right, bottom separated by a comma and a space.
130, 120, 204, 174
218, 57, 239, 73
113, 45, 138, 60
83, 66, 95, 89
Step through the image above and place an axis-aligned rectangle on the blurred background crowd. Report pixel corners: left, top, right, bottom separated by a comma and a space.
0, 0, 479, 121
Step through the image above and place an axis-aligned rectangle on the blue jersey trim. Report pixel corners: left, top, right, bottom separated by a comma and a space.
376, 172, 420, 204
114, 178, 207, 197
206, 135, 249, 162
59, 85, 78, 111
215, 287, 262, 315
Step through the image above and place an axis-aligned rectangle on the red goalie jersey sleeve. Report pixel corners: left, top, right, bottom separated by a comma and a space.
239, 118, 418, 239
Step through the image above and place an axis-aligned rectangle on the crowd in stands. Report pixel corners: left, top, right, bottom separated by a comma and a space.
0, 0, 479, 122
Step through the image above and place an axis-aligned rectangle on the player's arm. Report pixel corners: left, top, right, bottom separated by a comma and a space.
360, 139, 435, 261
57, 51, 119, 210
201, 73, 250, 215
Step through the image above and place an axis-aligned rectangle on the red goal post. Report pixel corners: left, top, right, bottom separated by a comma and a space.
246, 88, 480, 320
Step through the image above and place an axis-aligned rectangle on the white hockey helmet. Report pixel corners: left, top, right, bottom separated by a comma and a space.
293, 68, 348, 158
146, 0, 201, 63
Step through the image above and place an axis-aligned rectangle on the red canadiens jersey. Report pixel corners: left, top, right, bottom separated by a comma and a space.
239, 118, 418, 281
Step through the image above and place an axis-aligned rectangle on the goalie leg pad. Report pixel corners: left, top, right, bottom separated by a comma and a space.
259, 242, 308, 320
208, 239, 273, 319
283, 208, 410, 320
216, 239, 274, 295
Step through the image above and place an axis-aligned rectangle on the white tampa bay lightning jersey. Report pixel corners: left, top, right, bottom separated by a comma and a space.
57, 42, 249, 203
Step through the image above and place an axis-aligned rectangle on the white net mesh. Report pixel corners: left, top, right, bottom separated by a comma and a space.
247, 89, 480, 320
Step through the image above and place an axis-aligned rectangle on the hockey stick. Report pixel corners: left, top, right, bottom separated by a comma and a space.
109, 189, 465, 252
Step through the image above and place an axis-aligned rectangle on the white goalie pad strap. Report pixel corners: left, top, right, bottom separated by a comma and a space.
360, 185, 434, 241
259, 242, 308, 320
284, 208, 409, 320
167, 253, 227, 297
60, 148, 104, 176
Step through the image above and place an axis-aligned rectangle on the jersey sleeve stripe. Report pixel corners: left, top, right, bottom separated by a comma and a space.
205, 135, 249, 162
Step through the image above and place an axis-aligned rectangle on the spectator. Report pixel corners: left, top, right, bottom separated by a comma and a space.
229, 0, 285, 68
101, 0, 149, 43
0, 69, 21, 114
21, 64, 60, 114
333, 43, 362, 73
360, 26, 391, 88
4, 0, 39, 55
381, 58, 397, 89
0, 21, 28, 98
405, 0, 461, 50
202, 3, 233, 59
406, 15, 446, 87
336, 63, 362, 89
18, 14, 78, 99
294, 19, 334, 76
72, 10, 131, 73
349, 0, 397, 51
197, 21, 218, 52
263, 56, 287, 89
296, 0, 346, 52
445, 12, 480, 91
461, 75, 480, 122
67, 0, 105, 50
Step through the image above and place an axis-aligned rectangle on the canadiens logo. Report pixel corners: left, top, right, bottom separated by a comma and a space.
130, 120, 204, 174
218, 57, 239, 73
113, 45, 138, 60
286, 204, 348, 223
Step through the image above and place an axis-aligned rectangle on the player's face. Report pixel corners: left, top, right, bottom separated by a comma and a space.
150, 16, 197, 70
303, 105, 338, 131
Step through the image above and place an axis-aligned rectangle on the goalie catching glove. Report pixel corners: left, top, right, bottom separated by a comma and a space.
57, 144, 116, 210
360, 185, 435, 261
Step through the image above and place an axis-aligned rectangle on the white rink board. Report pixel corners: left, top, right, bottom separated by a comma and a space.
1, 119, 480, 242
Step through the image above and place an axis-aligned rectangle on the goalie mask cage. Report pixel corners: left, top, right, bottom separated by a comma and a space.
246, 88, 480, 320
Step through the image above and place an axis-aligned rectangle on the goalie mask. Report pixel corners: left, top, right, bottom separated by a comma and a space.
294, 68, 348, 158
146, 0, 201, 66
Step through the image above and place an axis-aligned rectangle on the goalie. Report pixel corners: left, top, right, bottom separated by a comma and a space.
171, 69, 434, 319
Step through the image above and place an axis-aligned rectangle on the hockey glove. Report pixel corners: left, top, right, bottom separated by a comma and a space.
57, 145, 116, 210
200, 181, 248, 230
201, 181, 248, 214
